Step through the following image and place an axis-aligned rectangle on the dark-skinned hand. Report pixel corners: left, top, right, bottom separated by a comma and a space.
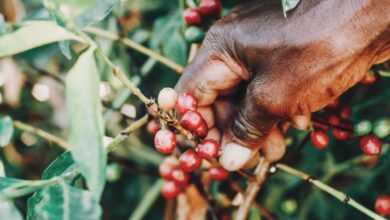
175, 0, 390, 171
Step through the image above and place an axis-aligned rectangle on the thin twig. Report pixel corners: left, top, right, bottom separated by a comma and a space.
236, 157, 271, 220
275, 163, 386, 220
13, 121, 71, 150
85, 27, 184, 73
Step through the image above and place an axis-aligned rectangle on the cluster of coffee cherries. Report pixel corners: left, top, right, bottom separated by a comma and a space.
375, 194, 390, 217
309, 73, 383, 156
147, 88, 229, 199
182, 0, 222, 43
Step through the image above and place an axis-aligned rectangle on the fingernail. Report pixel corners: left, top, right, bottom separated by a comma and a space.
219, 142, 252, 171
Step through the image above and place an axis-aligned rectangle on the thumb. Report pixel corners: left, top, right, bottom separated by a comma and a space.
219, 83, 282, 171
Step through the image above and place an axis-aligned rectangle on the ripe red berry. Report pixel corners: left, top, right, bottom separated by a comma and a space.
339, 106, 352, 119
179, 149, 202, 172
171, 168, 189, 186
332, 129, 350, 141
208, 167, 229, 181
328, 115, 340, 126
159, 157, 178, 179
176, 93, 197, 114
180, 110, 207, 132
360, 135, 382, 155
154, 129, 176, 154
158, 88, 178, 111
197, 139, 220, 160
198, 0, 222, 16
375, 195, 390, 216
310, 130, 329, 150
194, 123, 208, 138
147, 120, 160, 135
183, 8, 202, 26
161, 180, 181, 199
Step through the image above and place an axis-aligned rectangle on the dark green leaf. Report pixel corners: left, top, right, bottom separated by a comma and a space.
42, 152, 77, 180
0, 21, 84, 57
162, 31, 187, 66
0, 177, 54, 200
27, 182, 101, 220
0, 116, 13, 147
65, 47, 106, 199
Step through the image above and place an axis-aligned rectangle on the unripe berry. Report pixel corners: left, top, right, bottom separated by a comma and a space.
184, 26, 205, 43
198, 0, 222, 16
196, 139, 220, 160
180, 110, 208, 133
310, 130, 329, 150
154, 129, 176, 154
375, 195, 390, 216
176, 93, 198, 114
339, 106, 352, 119
332, 129, 350, 141
158, 88, 178, 111
183, 8, 202, 26
171, 168, 189, 186
208, 167, 229, 181
159, 157, 178, 179
161, 180, 181, 199
179, 149, 202, 172
147, 120, 160, 135
360, 135, 381, 155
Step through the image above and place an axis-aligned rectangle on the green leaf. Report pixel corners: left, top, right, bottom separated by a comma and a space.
65, 47, 106, 199
75, 0, 120, 27
0, 177, 54, 200
0, 160, 23, 220
42, 152, 77, 180
0, 21, 84, 57
27, 182, 101, 220
281, 0, 300, 17
162, 31, 187, 66
0, 116, 13, 147
150, 11, 181, 50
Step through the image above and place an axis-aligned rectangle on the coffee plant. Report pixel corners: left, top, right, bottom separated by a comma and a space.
0, 0, 389, 219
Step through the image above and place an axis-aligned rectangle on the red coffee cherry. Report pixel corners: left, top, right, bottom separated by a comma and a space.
196, 139, 220, 160
332, 129, 350, 141
154, 129, 176, 154
198, 0, 222, 16
158, 88, 178, 111
159, 157, 178, 179
208, 167, 229, 181
310, 130, 329, 150
183, 8, 202, 26
360, 135, 382, 155
339, 106, 352, 119
180, 110, 207, 132
194, 122, 208, 138
328, 115, 340, 126
171, 168, 189, 187
179, 149, 202, 172
161, 180, 181, 199
147, 120, 160, 135
176, 92, 197, 114
375, 195, 390, 216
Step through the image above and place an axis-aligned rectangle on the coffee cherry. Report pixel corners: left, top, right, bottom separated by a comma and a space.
208, 167, 229, 181
184, 26, 205, 43
328, 115, 340, 126
310, 130, 329, 150
360, 135, 381, 155
161, 180, 181, 199
198, 0, 222, 16
179, 149, 202, 172
339, 106, 352, 119
180, 110, 207, 132
176, 93, 197, 114
183, 8, 202, 26
171, 168, 189, 186
196, 139, 220, 159
147, 120, 160, 135
354, 120, 372, 136
159, 157, 178, 179
158, 88, 178, 111
332, 129, 350, 141
194, 123, 208, 138
154, 129, 176, 154
361, 72, 376, 85
375, 195, 390, 216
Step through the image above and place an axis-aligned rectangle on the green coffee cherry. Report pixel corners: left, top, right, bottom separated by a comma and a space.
354, 120, 372, 136
281, 199, 298, 215
373, 118, 390, 138
106, 163, 122, 182
184, 26, 205, 43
